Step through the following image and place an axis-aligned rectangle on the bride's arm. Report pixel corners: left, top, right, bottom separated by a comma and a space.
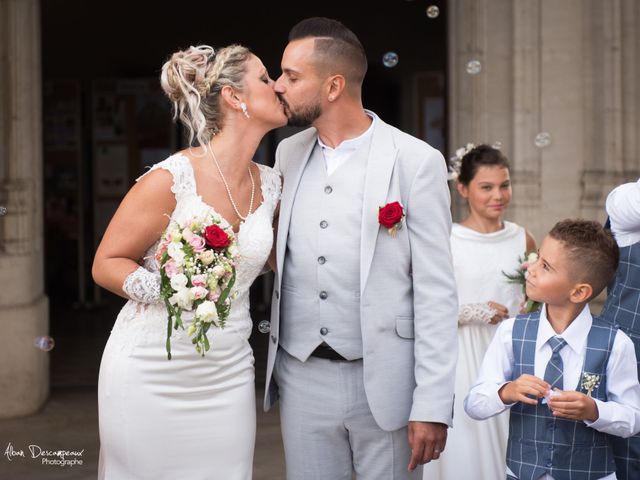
92, 169, 176, 300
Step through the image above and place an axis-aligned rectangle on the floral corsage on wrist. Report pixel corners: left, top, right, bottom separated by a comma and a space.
378, 201, 405, 237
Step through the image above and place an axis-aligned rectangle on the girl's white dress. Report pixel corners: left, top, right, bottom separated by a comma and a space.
98, 154, 281, 479
423, 221, 525, 480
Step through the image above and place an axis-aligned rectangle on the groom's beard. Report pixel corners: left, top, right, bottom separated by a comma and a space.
283, 99, 322, 127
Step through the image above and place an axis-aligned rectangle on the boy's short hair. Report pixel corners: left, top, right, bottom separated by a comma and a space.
549, 219, 619, 299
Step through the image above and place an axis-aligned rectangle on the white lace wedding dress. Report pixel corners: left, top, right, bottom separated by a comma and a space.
98, 154, 281, 479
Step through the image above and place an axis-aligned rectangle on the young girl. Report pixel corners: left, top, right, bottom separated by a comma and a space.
423, 144, 535, 480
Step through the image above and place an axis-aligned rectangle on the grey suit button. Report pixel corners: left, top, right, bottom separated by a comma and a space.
324, 185, 333, 194
271, 334, 277, 344
320, 220, 328, 229
319, 291, 328, 300
275, 290, 279, 299
320, 327, 328, 335
318, 256, 326, 264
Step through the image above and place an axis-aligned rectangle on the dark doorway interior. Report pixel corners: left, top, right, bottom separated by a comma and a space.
41, 0, 447, 389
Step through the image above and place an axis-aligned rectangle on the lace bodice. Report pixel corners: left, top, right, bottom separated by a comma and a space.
111, 153, 281, 353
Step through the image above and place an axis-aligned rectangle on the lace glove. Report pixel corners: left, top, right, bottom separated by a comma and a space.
458, 302, 498, 325
122, 266, 161, 304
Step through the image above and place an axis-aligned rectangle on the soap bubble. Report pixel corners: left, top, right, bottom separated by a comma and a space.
34, 336, 55, 352
466, 60, 482, 75
426, 5, 440, 19
383, 52, 399, 68
534, 132, 551, 148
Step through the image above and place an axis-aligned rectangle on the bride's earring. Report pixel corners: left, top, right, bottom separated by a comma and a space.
240, 102, 250, 119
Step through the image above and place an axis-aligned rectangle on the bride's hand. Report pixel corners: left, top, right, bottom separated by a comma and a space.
487, 301, 509, 324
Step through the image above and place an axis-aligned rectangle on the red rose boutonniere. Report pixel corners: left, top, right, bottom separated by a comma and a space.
378, 201, 405, 237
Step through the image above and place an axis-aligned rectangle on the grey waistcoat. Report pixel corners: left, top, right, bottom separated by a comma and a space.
279, 141, 370, 361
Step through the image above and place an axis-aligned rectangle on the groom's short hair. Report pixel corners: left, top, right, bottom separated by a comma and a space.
289, 17, 368, 88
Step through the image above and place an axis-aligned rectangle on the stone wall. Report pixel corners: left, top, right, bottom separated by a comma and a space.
0, 0, 49, 418
448, 0, 640, 240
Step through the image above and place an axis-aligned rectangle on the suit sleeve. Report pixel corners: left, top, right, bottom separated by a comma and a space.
406, 148, 458, 426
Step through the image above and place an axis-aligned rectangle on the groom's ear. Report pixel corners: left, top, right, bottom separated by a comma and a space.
326, 74, 345, 102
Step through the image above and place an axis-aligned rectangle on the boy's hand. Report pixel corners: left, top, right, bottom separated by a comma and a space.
499, 374, 550, 405
547, 390, 599, 422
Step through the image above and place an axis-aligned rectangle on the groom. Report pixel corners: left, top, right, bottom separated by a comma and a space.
265, 17, 458, 479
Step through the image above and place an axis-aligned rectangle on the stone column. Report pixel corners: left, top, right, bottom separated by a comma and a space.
0, 0, 49, 418
448, 0, 640, 240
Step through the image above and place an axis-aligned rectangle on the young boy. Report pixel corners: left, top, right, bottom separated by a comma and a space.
600, 178, 640, 479
465, 219, 640, 480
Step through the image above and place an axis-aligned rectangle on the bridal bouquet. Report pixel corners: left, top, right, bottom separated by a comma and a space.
502, 251, 542, 314
156, 213, 239, 359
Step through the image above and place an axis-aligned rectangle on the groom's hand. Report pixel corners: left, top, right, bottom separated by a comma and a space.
407, 421, 447, 471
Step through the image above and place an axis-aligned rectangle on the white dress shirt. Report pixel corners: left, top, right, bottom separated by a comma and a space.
607, 178, 640, 247
317, 114, 375, 176
465, 304, 640, 480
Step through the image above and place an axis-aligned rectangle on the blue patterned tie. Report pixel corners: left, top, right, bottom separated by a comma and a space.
544, 336, 567, 390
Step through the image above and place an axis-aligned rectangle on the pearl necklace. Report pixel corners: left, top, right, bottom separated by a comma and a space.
210, 148, 255, 221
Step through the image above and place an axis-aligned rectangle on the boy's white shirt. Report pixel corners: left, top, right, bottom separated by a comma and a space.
464, 304, 640, 480
607, 177, 640, 247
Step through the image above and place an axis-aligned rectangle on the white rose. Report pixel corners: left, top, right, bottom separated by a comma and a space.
455, 148, 465, 159
228, 245, 239, 258
167, 243, 185, 265
170, 273, 188, 291
182, 228, 194, 242
212, 265, 226, 277
527, 252, 539, 263
199, 250, 214, 266
195, 301, 219, 325
169, 288, 193, 310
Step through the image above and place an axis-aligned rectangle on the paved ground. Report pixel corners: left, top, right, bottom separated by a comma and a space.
0, 388, 285, 480
0, 289, 286, 479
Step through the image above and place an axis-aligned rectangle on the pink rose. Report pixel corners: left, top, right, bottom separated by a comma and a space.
189, 235, 206, 252
191, 274, 207, 287
164, 259, 182, 278
190, 286, 208, 300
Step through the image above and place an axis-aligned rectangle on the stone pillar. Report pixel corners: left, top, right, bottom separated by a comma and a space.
447, 0, 640, 240
0, 0, 49, 418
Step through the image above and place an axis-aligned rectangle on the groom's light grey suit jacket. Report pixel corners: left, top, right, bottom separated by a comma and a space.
264, 113, 458, 432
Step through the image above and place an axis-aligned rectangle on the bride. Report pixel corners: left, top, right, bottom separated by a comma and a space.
92, 44, 286, 479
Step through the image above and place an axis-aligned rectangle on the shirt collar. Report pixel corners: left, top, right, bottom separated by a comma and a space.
317, 113, 375, 152
537, 303, 592, 355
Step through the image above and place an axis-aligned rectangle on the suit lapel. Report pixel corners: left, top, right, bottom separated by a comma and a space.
360, 118, 398, 293
276, 131, 317, 276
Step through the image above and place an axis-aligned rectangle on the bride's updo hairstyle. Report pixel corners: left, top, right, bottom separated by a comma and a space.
457, 144, 510, 186
160, 44, 252, 148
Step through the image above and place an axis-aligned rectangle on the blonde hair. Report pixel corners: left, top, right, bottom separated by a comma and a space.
160, 44, 252, 147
